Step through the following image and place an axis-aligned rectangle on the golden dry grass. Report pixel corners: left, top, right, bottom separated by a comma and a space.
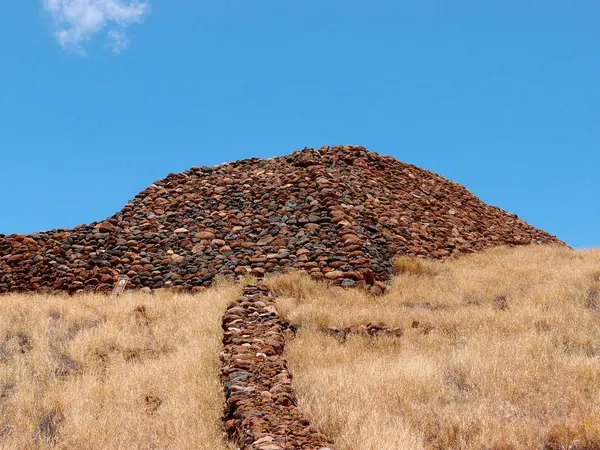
268, 245, 600, 450
0, 286, 239, 450
392, 256, 439, 277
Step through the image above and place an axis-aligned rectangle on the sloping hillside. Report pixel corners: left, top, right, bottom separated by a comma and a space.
270, 245, 600, 449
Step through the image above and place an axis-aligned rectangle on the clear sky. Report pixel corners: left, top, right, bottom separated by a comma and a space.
0, 1, 598, 248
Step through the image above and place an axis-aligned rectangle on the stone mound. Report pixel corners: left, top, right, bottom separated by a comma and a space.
0, 145, 562, 294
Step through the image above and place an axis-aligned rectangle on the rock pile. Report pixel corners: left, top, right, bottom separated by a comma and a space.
320, 323, 403, 342
221, 285, 334, 449
0, 145, 562, 294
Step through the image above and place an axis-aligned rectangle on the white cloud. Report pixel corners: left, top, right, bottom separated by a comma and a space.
107, 28, 128, 53
43, 0, 150, 54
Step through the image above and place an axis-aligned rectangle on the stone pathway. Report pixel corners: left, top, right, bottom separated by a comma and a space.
220, 285, 334, 450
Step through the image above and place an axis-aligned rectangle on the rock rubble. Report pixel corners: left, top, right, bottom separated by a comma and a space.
221, 285, 334, 449
0, 145, 563, 294
320, 323, 403, 342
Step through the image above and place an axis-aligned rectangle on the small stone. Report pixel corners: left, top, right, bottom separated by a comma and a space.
252, 436, 274, 444
250, 256, 267, 263
340, 278, 356, 288
257, 236, 275, 245
97, 221, 116, 233
251, 267, 267, 277
195, 231, 216, 240
324, 270, 345, 279
343, 234, 361, 244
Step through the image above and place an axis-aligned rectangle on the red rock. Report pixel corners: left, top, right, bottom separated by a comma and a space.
342, 234, 361, 244
97, 221, 116, 233
256, 236, 275, 245
324, 270, 345, 280
7, 254, 22, 263
195, 231, 216, 240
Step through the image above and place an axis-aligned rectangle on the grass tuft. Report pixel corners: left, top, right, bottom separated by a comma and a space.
393, 256, 439, 277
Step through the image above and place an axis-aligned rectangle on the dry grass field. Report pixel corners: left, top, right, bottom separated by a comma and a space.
269, 245, 600, 450
0, 285, 239, 450
2, 245, 600, 450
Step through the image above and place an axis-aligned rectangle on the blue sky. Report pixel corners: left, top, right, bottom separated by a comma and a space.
0, 1, 598, 248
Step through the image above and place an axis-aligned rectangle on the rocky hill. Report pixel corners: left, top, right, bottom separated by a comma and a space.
0, 145, 563, 294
